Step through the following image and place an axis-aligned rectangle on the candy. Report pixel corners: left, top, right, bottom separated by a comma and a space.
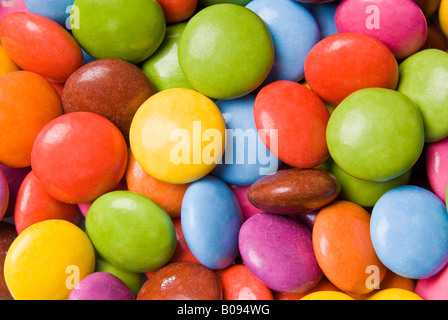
4, 220, 95, 300
0, 12, 83, 83
169, 218, 200, 264
254, 81, 330, 169
72, 0, 166, 64
239, 212, 322, 294
0, 71, 63, 168
415, 264, 448, 300
178, 4, 274, 100
181, 176, 243, 270
230, 185, 263, 221
0, 165, 30, 218
303, 1, 338, 39
335, 0, 428, 60
14, 171, 80, 234
31, 112, 128, 204
156, 0, 197, 24
439, 0, 448, 37
217, 264, 274, 300
313, 201, 387, 295
371, 185, 448, 279
0, 167, 9, 220
247, 168, 340, 214
273, 277, 340, 300
397, 49, 448, 142
211, 94, 280, 185
300, 291, 355, 300
304, 32, 399, 106
68, 272, 135, 300
0, 222, 17, 300
0, 0, 27, 22
366, 288, 423, 300
327, 88, 424, 182
426, 136, 448, 202
199, 0, 252, 6
130, 88, 226, 185
0, 45, 19, 76
246, 0, 320, 83
86, 190, 176, 273
137, 261, 222, 300
25, 0, 73, 26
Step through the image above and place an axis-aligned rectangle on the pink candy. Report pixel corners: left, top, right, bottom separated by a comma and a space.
426, 136, 448, 203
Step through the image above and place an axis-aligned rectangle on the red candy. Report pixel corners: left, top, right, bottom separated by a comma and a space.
0, 12, 83, 83
14, 171, 80, 234
157, 0, 198, 24
304, 32, 399, 106
31, 112, 128, 204
254, 80, 330, 169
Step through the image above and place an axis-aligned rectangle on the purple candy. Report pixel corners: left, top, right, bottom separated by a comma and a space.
0, 165, 31, 218
0, 167, 9, 219
238, 212, 322, 294
68, 272, 135, 300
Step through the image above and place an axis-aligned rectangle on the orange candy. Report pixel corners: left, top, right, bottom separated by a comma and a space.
312, 200, 387, 295
126, 151, 190, 218
0, 71, 62, 168
157, 0, 198, 24
217, 264, 274, 300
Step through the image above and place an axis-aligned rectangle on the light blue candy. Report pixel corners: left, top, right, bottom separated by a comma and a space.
246, 0, 320, 83
82, 49, 97, 65
25, 0, 74, 26
211, 95, 280, 186
371, 185, 448, 279
181, 176, 243, 270
303, 1, 338, 39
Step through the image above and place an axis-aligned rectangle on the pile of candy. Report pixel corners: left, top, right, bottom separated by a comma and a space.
1, 0, 448, 301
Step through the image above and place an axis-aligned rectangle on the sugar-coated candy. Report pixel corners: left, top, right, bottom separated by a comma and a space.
157, 0, 197, 24
0, 165, 30, 218
426, 136, 448, 202
25, 0, 73, 26
4, 220, 95, 300
366, 288, 423, 300
230, 185, 263, 221
0, 45, 19, 76
300, 291, 355, 300
416, 264, 448, 300
0, 222, 17, 300
0, 168, 9, 220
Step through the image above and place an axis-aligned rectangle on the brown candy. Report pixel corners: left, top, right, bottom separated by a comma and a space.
0, 222, 17, 300
62, 58, 156, 142
247, 168, 340, 214
137, 261, 222, 300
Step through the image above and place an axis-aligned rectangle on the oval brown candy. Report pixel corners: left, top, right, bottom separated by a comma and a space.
247, 168, 340, 214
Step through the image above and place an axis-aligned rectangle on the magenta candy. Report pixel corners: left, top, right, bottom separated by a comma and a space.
0, 0, 28, 22
0, 167, 8, 219
415, 264, 448, 300
427, 136, 448, 203
335, 0, 427, 60
238, 212, 322, 294
68, 272, 135, 300
230, 184, 263, 221
0, 165, 31, 218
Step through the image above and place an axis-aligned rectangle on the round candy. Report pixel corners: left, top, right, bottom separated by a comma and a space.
371, 185, 448, 279
313, 200, 387, 295
141, 22, 194, 92
130, 88, 226, 185
300, 291, 355, 300
86, 191, 176, 273
0, 165, 30, 218
367, 288, 423, 300
397, 49, 448, 142
303, 1, 338, 39
304, 32, 399, 106
178, 4, 274, 99
0, 45, 19, 76
31, 112, 128, 204
62, 58, 155, 141
169, 218, 200, 264
199, 0, 252, 6
335, 0, 428, 60
254, 81, 330, 169
439, 0, 448, 37
72, 0, 166, 64
273, 277, 340, 300
126, 151, 189, 218
426, 136, 448, 202
416, 264, 448, 300
4, 220, 95, 300
230, 185, 263, 221
156, 0, 197, 23
0, 0, 28, 21
181, 176, 243, 270
25, 0, 73, 26
217, 264, 274, 300
239, 212, 322, 294
246, 0, 320, 83
0, 222, 17, 300
137, 261, 222, 300
14, 171, 80, 234
415, 0, 441, 17
211, 94, 280, 185
0, 71, 63, 168
0, 12, 83, 83
0, 167, 9, 220
326, 88, 424, 182
68, 272, 135, 300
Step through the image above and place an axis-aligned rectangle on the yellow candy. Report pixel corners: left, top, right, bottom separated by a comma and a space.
0, 45, 19, 76
4, 220, 96, 300
300, 291, 355, 300
367, 288, 423, 300
130, 88, 226, 184
439, 0, 448, 37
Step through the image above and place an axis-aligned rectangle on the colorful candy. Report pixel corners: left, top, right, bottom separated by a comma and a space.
0, 168, 9, 220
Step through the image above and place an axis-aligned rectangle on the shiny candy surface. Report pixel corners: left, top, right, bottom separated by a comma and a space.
181, 176, 243, 270
313, 200, 387, 295
230, 185, 263, 221
300, 291, 355, 300
0, 12, 83, 83
25, 0, 74, 26
4, 220, 95, 300
416, 264, 448, 300
367, 288, 423, 300
31, 112, 128, 204
239, 213, 322, 294
371, 186, 448, 279
157, 0, 197, 24
426, 136, 448, 202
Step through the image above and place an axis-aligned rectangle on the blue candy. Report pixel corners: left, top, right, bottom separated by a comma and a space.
303, 1, 338, 39
25, 0, 74, 27
211, 94, 280, 186
246, 0, 320, 83
181, 176, 243, 270
371, 185, 448, 279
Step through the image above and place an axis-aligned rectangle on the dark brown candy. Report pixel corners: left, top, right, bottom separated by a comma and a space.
247, 168, 340, 214
62, 58, 156, 142
137, 261, 222, 300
